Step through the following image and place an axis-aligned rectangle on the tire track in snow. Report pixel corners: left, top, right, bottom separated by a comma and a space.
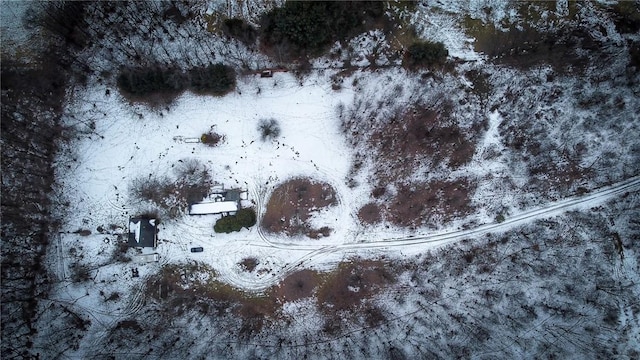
84, 280, 148, 349
225, 176, 640, 291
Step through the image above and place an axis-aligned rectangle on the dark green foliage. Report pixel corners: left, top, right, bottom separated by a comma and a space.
189, 64, 236, 95
117, 63, 235, 98
214, 208, 257, 233
260, 1, 385, 56
222, 18, 257, 45
404, 41, 449, 68
117, 67, 186, 96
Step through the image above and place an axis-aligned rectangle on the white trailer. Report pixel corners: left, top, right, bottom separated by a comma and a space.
188, 201, 238, 215
134, 253, 159, 263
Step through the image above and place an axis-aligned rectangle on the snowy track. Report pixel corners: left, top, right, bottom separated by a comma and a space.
224, 176, 640, 291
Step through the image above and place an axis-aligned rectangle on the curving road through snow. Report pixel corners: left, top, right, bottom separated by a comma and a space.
218, 176, 640, 291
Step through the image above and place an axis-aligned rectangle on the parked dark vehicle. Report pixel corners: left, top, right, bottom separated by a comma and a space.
190, 247, 204, 253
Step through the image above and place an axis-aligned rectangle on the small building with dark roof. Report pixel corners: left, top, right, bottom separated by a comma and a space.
128, 217, 158, 248
222, 189, 242, 202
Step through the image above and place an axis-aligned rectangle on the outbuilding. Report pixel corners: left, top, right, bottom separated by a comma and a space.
128, 217, 158, 248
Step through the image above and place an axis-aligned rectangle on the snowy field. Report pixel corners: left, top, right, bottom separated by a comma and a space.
55, 66, 640, 297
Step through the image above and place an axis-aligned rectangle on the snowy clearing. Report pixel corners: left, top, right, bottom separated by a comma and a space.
4, 1, 639, 358
57, 67, 640, 292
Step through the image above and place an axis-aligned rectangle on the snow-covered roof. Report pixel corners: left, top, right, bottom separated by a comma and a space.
189, 201, 238, 215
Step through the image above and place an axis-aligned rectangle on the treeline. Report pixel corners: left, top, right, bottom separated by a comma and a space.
1, 54, 69, 358
259, 1, 385, 58
117, 63, 236, 98
0, 2, 87, 357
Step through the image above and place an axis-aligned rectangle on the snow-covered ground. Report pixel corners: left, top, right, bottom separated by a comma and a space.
8, 0, 636, 357
57, 71, 359, 288
54, 64, 640, 297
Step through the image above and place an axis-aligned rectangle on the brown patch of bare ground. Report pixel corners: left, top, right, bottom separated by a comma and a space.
358, 179, 475, 227
358, 202, 383, 224
274, 269, 320, 302
261, 178, 337, 237
370, 108, 476, 179
343, 104, 479, 228
147, 263, 278, 338
387, 179, 475, 227
317, 260, 395, 312
146, 259, 399, 337
529, 160, 591, 195
317, 259, 396, 334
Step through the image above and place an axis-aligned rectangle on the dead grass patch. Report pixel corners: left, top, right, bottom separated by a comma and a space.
501, 122, 591, 195
369, 107, 476, 181
528, 160, 591, 195
317, 260, 395, 313
274, 269, 321, 303
317, 259, 395, 334
461, 2, 600, 74
343, 102, 478, 227
261, 178, 337, 237
146, 258, 403, 338
146, 263, 278, 337
385, 179, 475, 227
358, 203, 383, 225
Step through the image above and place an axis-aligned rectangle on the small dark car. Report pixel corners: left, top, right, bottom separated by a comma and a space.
190, 247, 204, 253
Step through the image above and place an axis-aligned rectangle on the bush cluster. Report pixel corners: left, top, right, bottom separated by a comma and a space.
214, 208, 257, 233
117, 63, 235, 98
189, 64, 236, 95
201, 132, 224, 146
129, 159, 212, 218
404, 41, 449, 68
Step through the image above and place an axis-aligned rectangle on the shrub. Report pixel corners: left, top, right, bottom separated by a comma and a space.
129, 159, 213, 217
258, 118, 281, 141
188, 63, 236, 95
73, 229, 92, 236
239, 257, 259, 272
173, 159, 213, 205
404, 41, 448, 68
201, 132, 224, 146
214, 208, 257, 233
71, 264, 91, 283
117, 67, 186, 96
129, 175, 173, 205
